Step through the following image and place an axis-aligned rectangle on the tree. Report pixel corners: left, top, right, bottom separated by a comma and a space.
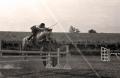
69, 26, 80, 33
69, 26, 75, 33
88, 29, 97, 33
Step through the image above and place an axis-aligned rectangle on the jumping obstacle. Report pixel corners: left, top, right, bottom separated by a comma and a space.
46, 52, 53, 69
101, 47, 110, 61
46, 46, 72, 69
101, 47, 120, 62
0, 45, 72, 70
63, 46, 72, 69
53, 48, 62, 69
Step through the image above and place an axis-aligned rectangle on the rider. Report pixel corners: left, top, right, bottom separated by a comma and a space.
38, 23, 46, 32
38, 23, 52, 32
28, 23, 46, 41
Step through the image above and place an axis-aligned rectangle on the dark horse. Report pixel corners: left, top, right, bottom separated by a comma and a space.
22, 28, 59, 66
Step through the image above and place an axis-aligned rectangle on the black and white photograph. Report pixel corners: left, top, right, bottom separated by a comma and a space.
0, 0, 120, 78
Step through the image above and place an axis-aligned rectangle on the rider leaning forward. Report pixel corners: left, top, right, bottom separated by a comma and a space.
28, 23, 52, 41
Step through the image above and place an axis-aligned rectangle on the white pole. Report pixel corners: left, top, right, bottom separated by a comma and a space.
66, 45, 69, 63
63, 45, 72, 70
57, 48, 60, 65
46, 52, 53, 69
101, 47, 104, 61
54, 48, 62, 69
107, 49, 110, 61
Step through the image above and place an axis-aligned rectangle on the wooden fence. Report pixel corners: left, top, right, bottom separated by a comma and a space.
0, 40, 120, 56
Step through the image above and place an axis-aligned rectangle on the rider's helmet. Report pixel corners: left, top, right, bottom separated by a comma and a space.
39, 23, 45, 28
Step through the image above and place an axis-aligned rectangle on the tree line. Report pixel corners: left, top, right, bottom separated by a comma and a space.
69, 26, 97, 33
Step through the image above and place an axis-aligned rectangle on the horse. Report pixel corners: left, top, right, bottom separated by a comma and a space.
22, 28, 59, 66
22, 28, 52, 49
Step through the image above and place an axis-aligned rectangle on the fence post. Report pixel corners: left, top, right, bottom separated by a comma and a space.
63, 45, 72, 69
54, 48, 62, 69
46, 52, 53, 69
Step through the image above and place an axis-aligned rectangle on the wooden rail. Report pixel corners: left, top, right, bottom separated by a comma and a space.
0, 50, 67, 57
0, 50, 66, 54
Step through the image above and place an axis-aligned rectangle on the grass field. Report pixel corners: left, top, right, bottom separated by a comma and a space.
0, 55, 120, 78
0, 30, 120, 78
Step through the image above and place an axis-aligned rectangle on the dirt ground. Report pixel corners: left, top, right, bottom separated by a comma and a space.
0, 55, 120, 78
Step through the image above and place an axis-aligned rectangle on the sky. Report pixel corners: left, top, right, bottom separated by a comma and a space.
0, 0, 119, 33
